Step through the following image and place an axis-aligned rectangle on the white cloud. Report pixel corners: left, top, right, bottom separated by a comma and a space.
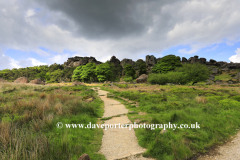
229, 48, 240, 63
26, 9, 35, 17
1, 0, 240, 69
48, 54, 70, 64
28, 58, 47, 66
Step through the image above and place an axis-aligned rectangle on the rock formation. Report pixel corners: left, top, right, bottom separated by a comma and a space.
120, 58, 135, 68
29, 78, 45, 85
109, 56, 120, 67
14, 77, 29, 83
146, 55, 157, 73
64, 56, 102, 69
63, 55, 240, 74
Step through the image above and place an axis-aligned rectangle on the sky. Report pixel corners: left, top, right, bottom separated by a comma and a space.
1, 0, 240, 70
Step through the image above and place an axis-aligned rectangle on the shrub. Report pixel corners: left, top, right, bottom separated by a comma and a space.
148, 72, 188, 85
123, 76, 133, 82
175, 63, 211, 84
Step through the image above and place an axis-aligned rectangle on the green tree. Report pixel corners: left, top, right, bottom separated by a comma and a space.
95, 63, 112, 82
46, 69, 63, 83
72, 66, 83, 82
72, 63, 97, 83
135, 59, 147, 75
152, 55, 182, 74
175, 63, 211, 85
124, 64, 135, 78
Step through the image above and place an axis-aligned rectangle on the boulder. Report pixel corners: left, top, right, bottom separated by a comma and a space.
0, 78, 8, 83
78, 154, 91, 160
29, 78, 45, 85
212, 68, 219, 74
208, 75, 215, 81
14, 77, 29, 83
136, 74, 148, 83
221, 68, 230, 72
215, 80, 223, 84
233, 72, 240, 79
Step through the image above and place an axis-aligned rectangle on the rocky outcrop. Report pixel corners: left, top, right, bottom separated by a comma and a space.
136, 74, 148, 83
63, 55, 240, 74
64, 56, 102, 68
29, 78, 45, 85
146, 55, 157, 73
212, 68, 219, 74
233, 72, 240, 79
120, 58, 135, 68
110, 56, 120, 67
78, 154, 91, 160
14, 77, 28, 83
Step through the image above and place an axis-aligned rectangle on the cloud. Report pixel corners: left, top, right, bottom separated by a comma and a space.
28, 58, 47, 66
48, 54, 70, 64
229, 48, 240, 63
1, 0, 240, 69
0, 50, 47, 70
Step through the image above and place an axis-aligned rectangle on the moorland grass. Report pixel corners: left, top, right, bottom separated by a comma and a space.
101, 84, 240, 160
0, 83, 106, 160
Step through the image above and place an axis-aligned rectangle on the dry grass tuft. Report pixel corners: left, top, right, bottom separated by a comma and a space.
39, 92, 46, 99
0, 122, 10, 149
43, 113, 54, 125
196, 96, 207, 104
54, 102, 63, 115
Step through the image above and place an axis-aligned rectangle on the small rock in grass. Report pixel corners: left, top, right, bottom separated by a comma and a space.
78, 154, 91, 160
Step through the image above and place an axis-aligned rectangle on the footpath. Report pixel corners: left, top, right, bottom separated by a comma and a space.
93, 87, 155, 160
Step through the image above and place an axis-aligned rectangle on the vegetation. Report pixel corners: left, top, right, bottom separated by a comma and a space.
72, 63, 97, 83
124, 64, 136, 78
135, 59, 147, 75
101, 83, 240, 160
0, 83, 106, 160
149, 63, 211, 85
95, 62, 113, 82
152, 55, 182, 74
0, 65, 76, 83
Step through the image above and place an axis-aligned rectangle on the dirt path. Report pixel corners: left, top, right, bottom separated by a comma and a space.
93, 87, 154, 160
197, 131, 240, 160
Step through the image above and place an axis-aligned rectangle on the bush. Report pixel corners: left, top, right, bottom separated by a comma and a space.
148, 72, 188, 85
123, 76, 133, 82
175, 63, 211, 84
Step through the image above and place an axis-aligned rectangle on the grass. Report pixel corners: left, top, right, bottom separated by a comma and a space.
215, 74, 232, 81
101, 83, 240, 160
0, 82, 106, 160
